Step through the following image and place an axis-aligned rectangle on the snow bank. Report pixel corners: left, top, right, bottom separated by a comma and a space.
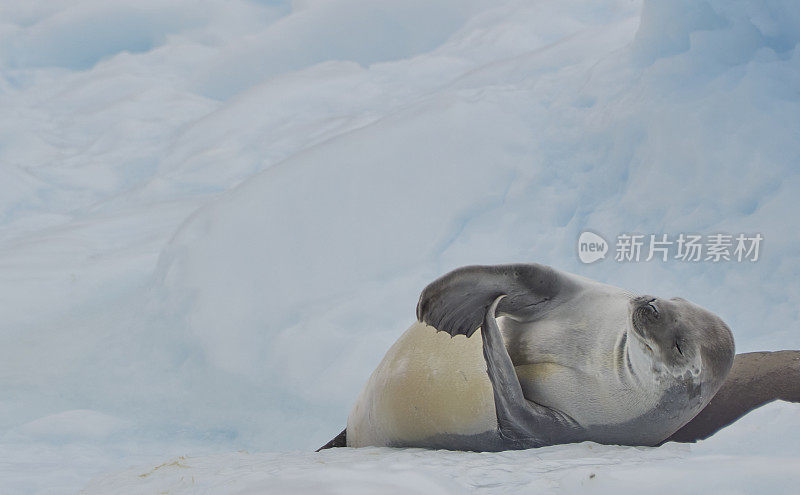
1, 0, 799, 493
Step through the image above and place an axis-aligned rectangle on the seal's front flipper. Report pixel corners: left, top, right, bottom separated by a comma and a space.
481, 295, 580, 449
416, 263, 577, 337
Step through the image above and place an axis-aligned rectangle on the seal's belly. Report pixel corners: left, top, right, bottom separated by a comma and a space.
346, 318, 629, 448
347, 321, 497, 448
513, 361, 649, 428
346, 308, 658, 448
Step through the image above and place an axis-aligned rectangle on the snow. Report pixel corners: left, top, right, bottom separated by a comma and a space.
82, 401, 800, 494
0, 0, 799, 493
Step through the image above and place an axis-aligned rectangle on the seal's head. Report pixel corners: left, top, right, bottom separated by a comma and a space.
629, 295, 735, 388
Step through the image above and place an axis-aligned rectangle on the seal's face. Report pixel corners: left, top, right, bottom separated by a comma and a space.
630, 295, 735, 384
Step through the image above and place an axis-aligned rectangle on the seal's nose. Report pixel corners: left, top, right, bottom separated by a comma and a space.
631, 295, 657, 306
631, 295, 660, 317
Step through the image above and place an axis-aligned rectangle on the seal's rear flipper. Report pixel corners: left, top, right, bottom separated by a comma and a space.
667, 350, 800, 443
480, 295, 580, 449
316, 428, 347, 451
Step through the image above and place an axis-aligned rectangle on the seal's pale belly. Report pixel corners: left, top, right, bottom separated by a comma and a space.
347, 289, 664, 448
347, 321, 496, 447
346, 319, 639, 448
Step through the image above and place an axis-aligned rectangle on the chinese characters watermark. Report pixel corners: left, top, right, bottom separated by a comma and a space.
578, 232, 762, 264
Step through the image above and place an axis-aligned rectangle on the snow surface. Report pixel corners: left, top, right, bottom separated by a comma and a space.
83, 401, 800, 494
1, 0, 799, 493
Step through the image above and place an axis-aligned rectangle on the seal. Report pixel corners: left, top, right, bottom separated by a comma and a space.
338, 263, 737, 451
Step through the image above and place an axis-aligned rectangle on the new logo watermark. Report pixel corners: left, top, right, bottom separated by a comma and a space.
577, 231, 608, 264
577, 231, 762, 264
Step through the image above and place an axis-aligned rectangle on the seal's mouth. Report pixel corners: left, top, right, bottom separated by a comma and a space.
632, 328, 654, 354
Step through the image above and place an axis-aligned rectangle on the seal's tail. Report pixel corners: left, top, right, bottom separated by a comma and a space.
316, 428, 347, 451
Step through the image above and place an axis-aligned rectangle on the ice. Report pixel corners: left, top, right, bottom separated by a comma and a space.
1, 0, 799, 493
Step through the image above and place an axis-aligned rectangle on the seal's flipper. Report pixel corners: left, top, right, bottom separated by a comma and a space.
480, 295, 580, 448
316, 428, 347, 451
667, 350, 800, 443
417, 263, 576, 337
